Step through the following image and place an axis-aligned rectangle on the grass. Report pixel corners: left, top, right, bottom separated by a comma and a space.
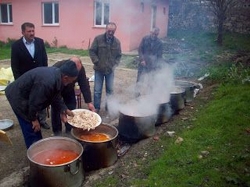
0, 44, 89, 60
138, 83, 250, 187
46, 46, 89, 56
91, 81, 250, 187
168, 30, 250, 52
0, 47, 11, 60
164, 31, 250, 78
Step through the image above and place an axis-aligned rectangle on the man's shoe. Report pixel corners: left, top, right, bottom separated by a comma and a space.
41, 122, 50, 129
53, 131, 62, 136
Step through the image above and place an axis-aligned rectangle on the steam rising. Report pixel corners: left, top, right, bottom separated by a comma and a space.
107, 62, 175, 117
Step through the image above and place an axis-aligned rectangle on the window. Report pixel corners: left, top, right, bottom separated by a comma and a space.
42, 2, 59, 25
0, 3, 12, 24
151, 5, 157, 30
140, 2, 144, 13
94, 0, 110, 27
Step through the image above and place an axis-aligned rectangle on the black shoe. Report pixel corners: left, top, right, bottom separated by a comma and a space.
40, 122, 50, 129
53, 131, 62, 136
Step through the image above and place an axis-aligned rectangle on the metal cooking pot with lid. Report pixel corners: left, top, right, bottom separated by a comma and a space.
156, 102, 172, 125
118, 111, 157, 143
118, 97, 157, 143
27, 137, 84, 187
71, 124, 118, 171
175, 80, 198, 102
170, 86, 185, 113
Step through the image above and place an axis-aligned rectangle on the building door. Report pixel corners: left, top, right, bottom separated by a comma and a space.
151, 5, 157, 30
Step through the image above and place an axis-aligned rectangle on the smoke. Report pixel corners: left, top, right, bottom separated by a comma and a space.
107, 62, 175, 118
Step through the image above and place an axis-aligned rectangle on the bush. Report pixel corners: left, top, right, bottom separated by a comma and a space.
44, 41, 51, 48
0, 40, 6, 47
6, 38, 17, 47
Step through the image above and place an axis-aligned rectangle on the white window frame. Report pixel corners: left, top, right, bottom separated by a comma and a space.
94, 0, 110, 27
150, 5, 157, 30
0, 3, 13, 24
42, 2, 59, 26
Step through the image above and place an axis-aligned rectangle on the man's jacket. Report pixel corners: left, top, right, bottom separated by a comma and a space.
89, 33, 122, 75
5, 67, 66, 122
11, 37, 48, 80
138, 35, 163, 70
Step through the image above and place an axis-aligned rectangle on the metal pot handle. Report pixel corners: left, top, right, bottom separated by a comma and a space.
64, 159, 81, 175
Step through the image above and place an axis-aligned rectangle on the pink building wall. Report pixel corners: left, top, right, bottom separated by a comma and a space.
0, 0, 169, 52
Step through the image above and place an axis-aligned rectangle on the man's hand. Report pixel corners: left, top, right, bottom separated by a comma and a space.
31, 119, 41, 132
61, 109, 74, 123
87, 103, 96, 112
141, 60, 146, 66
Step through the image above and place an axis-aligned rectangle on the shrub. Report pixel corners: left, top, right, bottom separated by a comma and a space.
44, 41, 51, 48
6, 38, 17, 47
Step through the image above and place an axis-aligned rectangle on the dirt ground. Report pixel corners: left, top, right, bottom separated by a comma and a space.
0, 53, 214, 187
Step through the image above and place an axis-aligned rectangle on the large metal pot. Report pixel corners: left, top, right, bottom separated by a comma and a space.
118, 101, 157, 143
175, 80, 198, 103
71, 124, 118, 171
27, 137, 84, 187
156, 102, 172, 125
170, 86, 185, 113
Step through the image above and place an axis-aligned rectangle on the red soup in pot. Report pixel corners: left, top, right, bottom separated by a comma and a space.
32, 149, 79, 165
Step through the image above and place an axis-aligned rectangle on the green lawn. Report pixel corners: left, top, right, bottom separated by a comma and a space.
0, 45, 89, 60
0, 46, 11, 60
91, 81, 250, 187
46, 47, 89, 56
135, 83, 250, 187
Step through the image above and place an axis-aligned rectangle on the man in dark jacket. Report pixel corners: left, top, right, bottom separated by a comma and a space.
89, 22, 122, 113
5, 60, 78, 148
137, 27, 163, 82
135, 27, 163, 96
51, 57, 95, 135
11, 22, 49, 129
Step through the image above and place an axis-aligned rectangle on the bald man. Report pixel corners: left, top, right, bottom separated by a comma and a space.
51, 57, 95, 135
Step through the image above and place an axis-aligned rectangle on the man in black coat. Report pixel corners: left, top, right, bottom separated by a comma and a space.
5, 60, 78, 148
11, 22, 49, 129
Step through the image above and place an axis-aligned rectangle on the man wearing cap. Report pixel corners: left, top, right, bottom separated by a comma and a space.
5, 60, 78, 148
51, 57, 95, 135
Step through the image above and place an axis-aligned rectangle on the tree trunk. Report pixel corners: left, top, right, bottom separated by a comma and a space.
217, 19, 223, 46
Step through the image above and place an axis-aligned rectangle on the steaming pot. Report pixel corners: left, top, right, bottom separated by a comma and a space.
170, 86, 185, 113
156, 102, 172, 125
27, 137, 84, 187
118, 110, 157, 143
71, 124, 118, 171
175, 80, 198, 102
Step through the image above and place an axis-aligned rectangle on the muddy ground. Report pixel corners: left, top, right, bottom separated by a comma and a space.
0, 53, 214, 187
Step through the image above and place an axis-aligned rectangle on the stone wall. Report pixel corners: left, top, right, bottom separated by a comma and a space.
168, 0, 250, 33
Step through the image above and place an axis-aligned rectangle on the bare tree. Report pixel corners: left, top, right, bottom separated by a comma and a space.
207, 0, 238, 45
